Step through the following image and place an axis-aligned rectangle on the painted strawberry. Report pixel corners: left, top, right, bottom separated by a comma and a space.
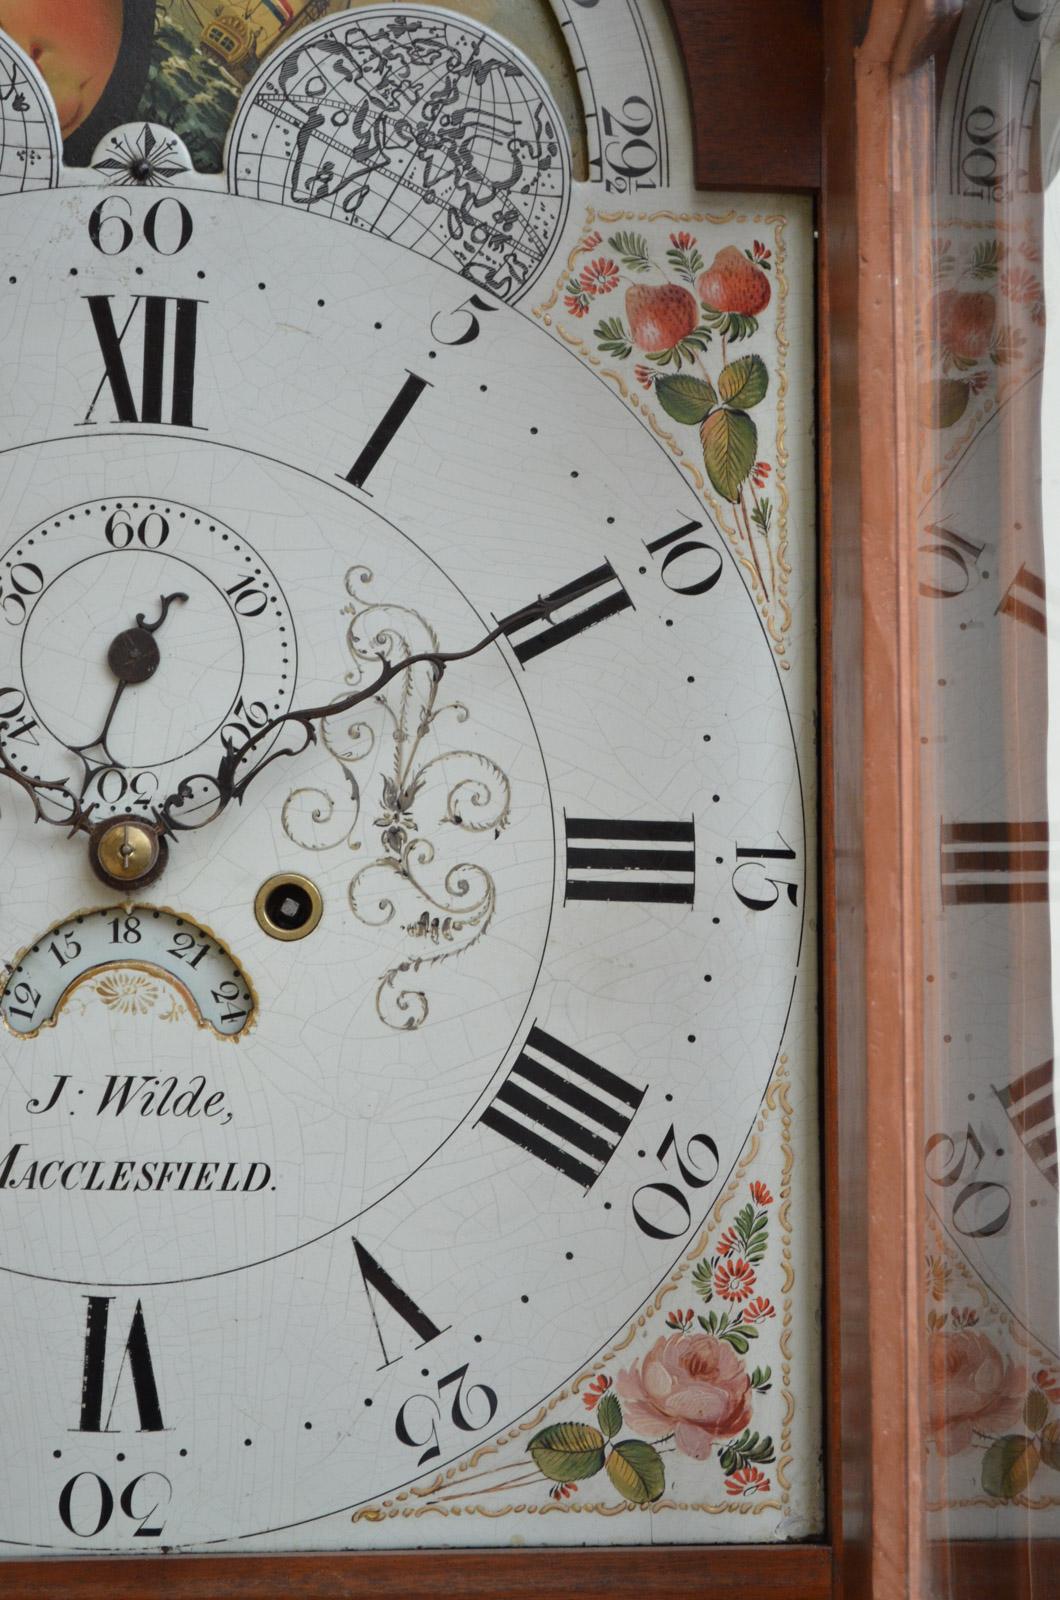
625, 283, 698, 353
697, 246, 771, 316
933, 288, 995, 362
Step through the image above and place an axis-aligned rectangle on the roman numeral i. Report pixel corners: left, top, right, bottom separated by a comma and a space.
479, 1025, 645, 1189
83, 294, 201, 428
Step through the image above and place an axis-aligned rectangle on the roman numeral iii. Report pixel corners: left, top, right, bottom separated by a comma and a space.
565, 816, 696, 904
83, 294, 201, 427
478, 1025, 645, 1189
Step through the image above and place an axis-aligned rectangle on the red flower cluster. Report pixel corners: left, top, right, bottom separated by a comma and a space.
550, 1481, 578, 1500
749, 1180, 773, 1206
666, 1308, 695, 1332
725, 1465, 770, 1497
670, 230, 696, 251
714, 1257, 756, 1304
582, 1373, 612, 1410
1036, 1368, 1060, 1404
750, 463, 772, 492
715, 1226, 740, 1259
743, 1296, 776, 1323
634, 363, 655, 389
580, 257, 620, 295
750, 240, 772, 264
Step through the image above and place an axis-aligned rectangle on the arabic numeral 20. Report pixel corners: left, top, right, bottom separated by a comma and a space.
632, 1123, 720, 1240
924, 1128, 1012, 1238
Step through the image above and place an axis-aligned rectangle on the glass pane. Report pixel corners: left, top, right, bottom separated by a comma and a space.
916, 1, 1060, 1585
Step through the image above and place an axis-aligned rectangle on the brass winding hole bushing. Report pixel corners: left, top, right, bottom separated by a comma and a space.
254, 873, 324, 941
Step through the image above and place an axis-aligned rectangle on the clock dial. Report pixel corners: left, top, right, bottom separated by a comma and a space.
0, 1, 820, 1556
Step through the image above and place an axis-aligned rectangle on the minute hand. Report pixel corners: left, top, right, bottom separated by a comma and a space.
153, 594, 554, 838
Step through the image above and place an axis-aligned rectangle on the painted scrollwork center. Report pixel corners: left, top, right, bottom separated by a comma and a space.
282, 568, 512, 1030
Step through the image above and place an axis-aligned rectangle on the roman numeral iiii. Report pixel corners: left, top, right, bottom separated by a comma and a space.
478, 1025, 645, 1189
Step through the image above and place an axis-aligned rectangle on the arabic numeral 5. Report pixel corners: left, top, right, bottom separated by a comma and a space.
925, 1128, 1012, 1238
632, 1123, 720, 1240
601, 96, 658, 191
395, 1363, 499, 1467
0, 562, 44, 625
58, 1471, 171, 1539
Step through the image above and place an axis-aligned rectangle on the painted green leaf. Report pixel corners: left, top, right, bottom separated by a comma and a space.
981, 1434, 1040, 1500
1040, 1421, 1060, 1471
1024, 1388, 1050, 1433
930, 377, 971, 429
527, 1422, 606, 1482
605, 1439, 666, 1504
701, 408, 758, 503
654, 373, 717, 425
597, 1392, 623, 1439
718, 353, 768, 410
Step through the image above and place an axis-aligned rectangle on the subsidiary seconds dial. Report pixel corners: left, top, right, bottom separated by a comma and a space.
0, 497, 295, 816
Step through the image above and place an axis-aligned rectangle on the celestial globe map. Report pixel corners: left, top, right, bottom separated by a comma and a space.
0, 36, 59, 196
226, 5, 571, 300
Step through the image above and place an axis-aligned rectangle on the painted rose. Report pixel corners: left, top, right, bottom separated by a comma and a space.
616, 1333, 752, 1461
927, 1330, 1027, 1456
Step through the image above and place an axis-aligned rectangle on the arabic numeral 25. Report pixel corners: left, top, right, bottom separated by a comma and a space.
600, 97, 659, 193
395, 1363, 499, 1467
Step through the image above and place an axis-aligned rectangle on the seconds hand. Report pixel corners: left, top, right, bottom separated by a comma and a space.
71, 591, 188, 792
